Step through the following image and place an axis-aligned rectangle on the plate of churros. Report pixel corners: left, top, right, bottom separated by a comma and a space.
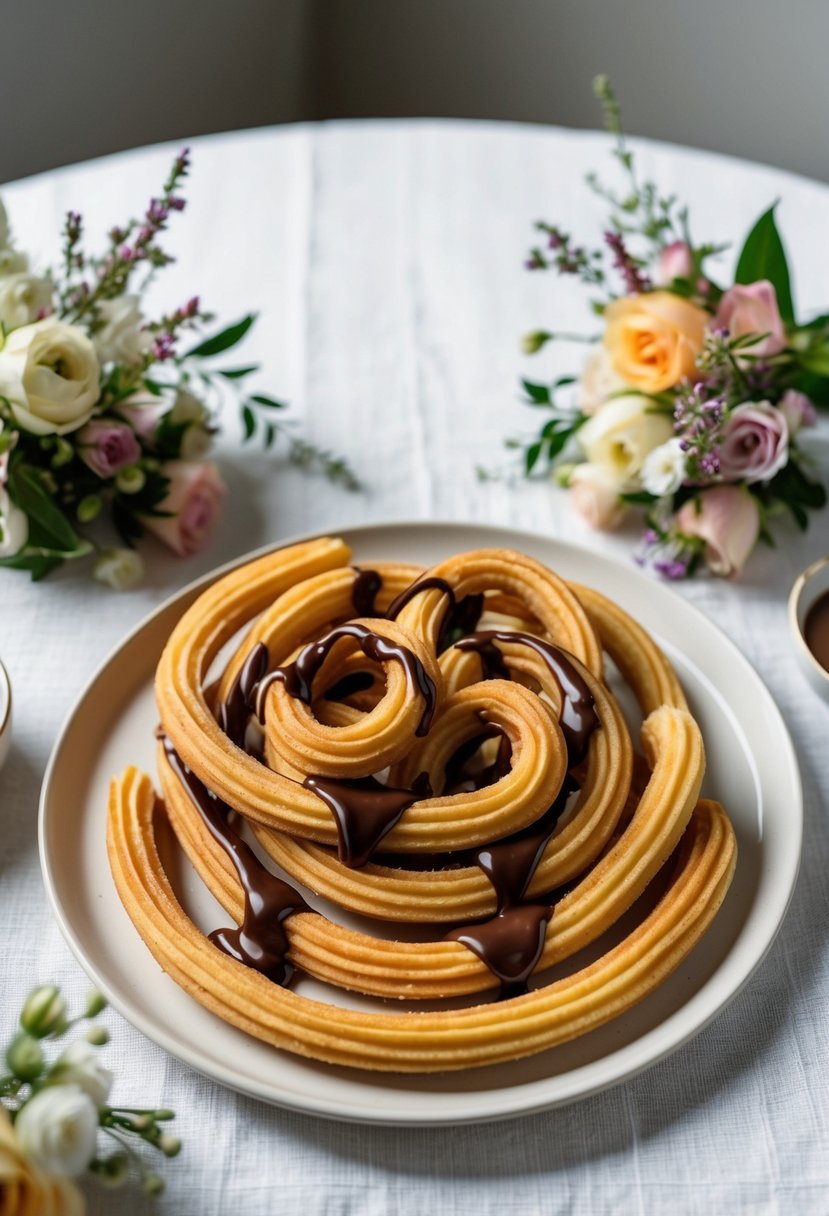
39, 521, 801, 1125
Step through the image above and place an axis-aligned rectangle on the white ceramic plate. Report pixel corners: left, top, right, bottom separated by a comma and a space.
40, 522, 801, 1126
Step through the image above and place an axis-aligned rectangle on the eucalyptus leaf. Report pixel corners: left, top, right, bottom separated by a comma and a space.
242, 405, 256, 441
250, 394, 287, 410
218, 365, 259, 380
734, 205, 794, 323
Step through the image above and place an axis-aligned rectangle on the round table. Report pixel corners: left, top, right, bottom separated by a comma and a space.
2, 120, 828, 1215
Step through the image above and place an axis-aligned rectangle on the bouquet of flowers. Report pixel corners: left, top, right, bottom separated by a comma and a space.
515, 78, 827, 578
2, 984, 179, 1209
0, 149, 357, 588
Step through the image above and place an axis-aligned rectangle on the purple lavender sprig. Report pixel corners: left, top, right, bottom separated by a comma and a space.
673, 381, 725, 483
604, 230, 651, 294
58, 148, 192, 324
526, 224, 605, 286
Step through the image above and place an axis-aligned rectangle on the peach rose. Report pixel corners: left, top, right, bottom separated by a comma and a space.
0, 1107, 84, 1216
569, 463, 628, 530
603, 291, 708, 393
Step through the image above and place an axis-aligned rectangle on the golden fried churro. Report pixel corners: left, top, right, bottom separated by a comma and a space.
107, 540, 736, 1071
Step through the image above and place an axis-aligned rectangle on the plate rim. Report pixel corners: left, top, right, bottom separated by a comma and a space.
39, 518, 803, 1125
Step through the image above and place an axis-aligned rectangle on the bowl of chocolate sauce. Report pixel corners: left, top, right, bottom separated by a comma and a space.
789, 555, 829, 702
0, 658, 11, 774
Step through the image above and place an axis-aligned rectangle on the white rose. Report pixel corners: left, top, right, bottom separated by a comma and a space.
0, 272, 53, 331
0, 319, 100, 436
48, 1040, 113, 1107
0, 486, 28, 555
93, 547, 145, 591
577, 346, 626, 416
577, 394, 674, 488
641, 437, 687, 497
0, 247, 28, 276
15, 1084, 99, 1178
93, 295, 150, 366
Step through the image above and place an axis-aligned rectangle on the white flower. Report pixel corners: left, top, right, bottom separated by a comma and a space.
0, 247, 28, 276
49, 1040, 113, 1107
0, 319, 100, 436
0, 272, 53, 331
93, 295, 150, 366
180, 424, 212, 461
93, 547, 145, 591
641, 437, 687, 496
15, 1084, 99, 1178
577, 394, 674, 488
0, 486, 28, 556
169, 388, 207, 426
577, 346, 627, 416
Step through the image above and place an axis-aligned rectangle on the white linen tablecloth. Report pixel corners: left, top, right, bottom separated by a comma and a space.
1, 120, 828, 1215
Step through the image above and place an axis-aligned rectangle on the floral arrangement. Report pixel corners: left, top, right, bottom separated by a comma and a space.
0, 149, 357, 588
1, 985, 179, 1209
515, 78, 827, 577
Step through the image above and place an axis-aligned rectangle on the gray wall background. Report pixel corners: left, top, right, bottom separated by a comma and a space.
3, 0, 827, 184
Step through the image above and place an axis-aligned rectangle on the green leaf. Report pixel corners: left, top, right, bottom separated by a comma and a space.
797, 347, 829, 377
788, 370, 829, 406
264, 422, 276, 450
521, 380, 551, 405
218, 365, 259, 380
620, 490, 659, 506
524, 441, 543, 474
250, 394, 287, 410
734, 205, 794, 323
7, 464, 86, 554
0, 552, 63, 579
242, 405, 256, 441
184, 315, 256, 359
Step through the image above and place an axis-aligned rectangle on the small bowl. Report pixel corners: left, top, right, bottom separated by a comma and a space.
789, 555, 829, 704
0, 659, 11, 773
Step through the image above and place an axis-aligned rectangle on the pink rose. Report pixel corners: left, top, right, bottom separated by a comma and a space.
713, 280, 786, 357
676, 486, 760, 576
116, 391, 168, 444
143, 460, 225, 556
76, 419, 141, 479
779, 389, 817, 435
656, 241, 694, 286
569, 463, 628, 530
717, 400, 789, 482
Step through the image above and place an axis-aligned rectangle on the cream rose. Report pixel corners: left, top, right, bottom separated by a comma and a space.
0, 1108, 84, 1216
0, 487, 28, 556
577, 394, 674, 488
0, 273, 53, 331
0, 319, 100, 436
603, 291, 707, 393
93, 295, 150, 366
48, 1040, 113, 1107
577, 346, 626, 416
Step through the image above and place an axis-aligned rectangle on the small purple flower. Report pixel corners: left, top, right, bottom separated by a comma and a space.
168, 195, 186, 212
653, 558, 688, 580
152, 333, 176, 361
77, 420, 141, 480
604, 230, 651, 294
147, 198, 168, 225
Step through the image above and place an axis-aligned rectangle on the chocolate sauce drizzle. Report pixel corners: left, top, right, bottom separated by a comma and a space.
304, 772, 433, 868
444, 774, 578, 997
386, 576, 484, 653
216, 642, 269, 760
254, 622, 438, 736
456, 631, 598, 765
351, 567, 383, 617
161, 737, 309, 985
